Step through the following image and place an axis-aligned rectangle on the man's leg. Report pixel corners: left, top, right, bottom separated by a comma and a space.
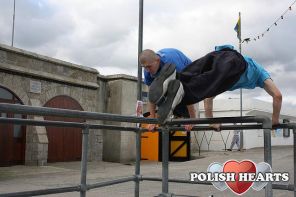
178, 50, 247, 105
263, 79, 282, 125
236, 135, 240, 150
229, 136, 236, 150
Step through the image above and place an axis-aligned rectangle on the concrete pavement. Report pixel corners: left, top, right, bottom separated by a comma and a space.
0, 146, 294, 197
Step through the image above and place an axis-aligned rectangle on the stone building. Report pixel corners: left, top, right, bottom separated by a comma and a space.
0, 43, 149, 166
0, 44, 102, 166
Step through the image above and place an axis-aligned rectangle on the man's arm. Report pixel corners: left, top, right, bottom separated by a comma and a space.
146, 101, 157, 131
263, 79, 282, 125
148, 101, 156, 118
204, 97, 214, 118
184, 104, 196, 131
187, 104, 196, 118
204, 97, 221, 131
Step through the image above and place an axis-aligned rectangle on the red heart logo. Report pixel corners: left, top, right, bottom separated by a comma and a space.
223, 160, 256, 195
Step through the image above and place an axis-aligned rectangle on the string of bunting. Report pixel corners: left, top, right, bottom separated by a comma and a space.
242, 0, 296, 43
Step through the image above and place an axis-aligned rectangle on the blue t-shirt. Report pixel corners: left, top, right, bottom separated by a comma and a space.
215, 45, 271, 91
144, 48, 192, 86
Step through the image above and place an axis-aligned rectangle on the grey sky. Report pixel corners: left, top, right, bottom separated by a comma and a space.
0, 0, 296, 107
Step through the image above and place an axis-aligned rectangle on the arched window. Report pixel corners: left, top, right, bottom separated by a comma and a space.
0, 86, 26, 166
0, 87, 13, 100
0, 86, 24, 138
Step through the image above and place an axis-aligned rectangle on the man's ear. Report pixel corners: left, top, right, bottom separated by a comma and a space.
155, 56, 161, 65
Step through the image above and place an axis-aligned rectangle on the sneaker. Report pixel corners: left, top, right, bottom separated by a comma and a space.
226, 149, 232, 151
157, 79, 184, 124
149, 63, 176, 105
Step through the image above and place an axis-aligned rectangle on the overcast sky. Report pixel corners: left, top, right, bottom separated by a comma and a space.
0, 0, 296, 109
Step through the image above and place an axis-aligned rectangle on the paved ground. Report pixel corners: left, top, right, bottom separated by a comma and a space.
0, 146, 294, 197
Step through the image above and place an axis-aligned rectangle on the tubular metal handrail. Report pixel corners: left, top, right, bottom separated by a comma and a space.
0, 103, 294, 197
0, 103, 157, 124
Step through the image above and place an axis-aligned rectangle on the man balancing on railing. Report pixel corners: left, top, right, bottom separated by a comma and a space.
139, 45, 282, 131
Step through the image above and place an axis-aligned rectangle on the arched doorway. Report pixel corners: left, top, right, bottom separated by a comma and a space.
44, 95, 84, 162
0, 86, 26, 166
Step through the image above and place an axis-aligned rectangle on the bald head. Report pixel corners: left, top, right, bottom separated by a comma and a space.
139, 49, 159, 65
139, 49, 161, 74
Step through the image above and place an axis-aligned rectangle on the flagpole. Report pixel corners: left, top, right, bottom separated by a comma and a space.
238, 12, 244, 151
11, 0, 16, 47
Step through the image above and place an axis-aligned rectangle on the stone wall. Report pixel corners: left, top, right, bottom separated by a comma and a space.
0, 43, 151, 165
102, 74, 148, 163
0, 44, 102, 165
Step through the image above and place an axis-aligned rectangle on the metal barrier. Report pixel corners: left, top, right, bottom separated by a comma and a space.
0, 103, 295, 197
193, 128, 231, 155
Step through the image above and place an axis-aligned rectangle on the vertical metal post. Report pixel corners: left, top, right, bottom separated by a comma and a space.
136, 0, 144, 192
161, 126, 170, 195
293, 129, 296, 197
238, 12, 242, 52
134, 130, 141, 197
264, 129, 273, 197
238, 12, 244, 151
137, 0, 144, 101
137, 0, 144, 189
80, 125, 89, 197
239, 88, 244, 151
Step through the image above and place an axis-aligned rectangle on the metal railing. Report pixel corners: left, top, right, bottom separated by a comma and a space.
193, 128, 231, 155
0, 103, 295, 197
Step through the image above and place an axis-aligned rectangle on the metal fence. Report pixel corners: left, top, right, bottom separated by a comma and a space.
193, 128, 232, 155
0, 103, 295, 197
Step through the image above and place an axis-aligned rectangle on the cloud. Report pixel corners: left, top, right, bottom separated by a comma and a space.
0, 0, 296, 107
